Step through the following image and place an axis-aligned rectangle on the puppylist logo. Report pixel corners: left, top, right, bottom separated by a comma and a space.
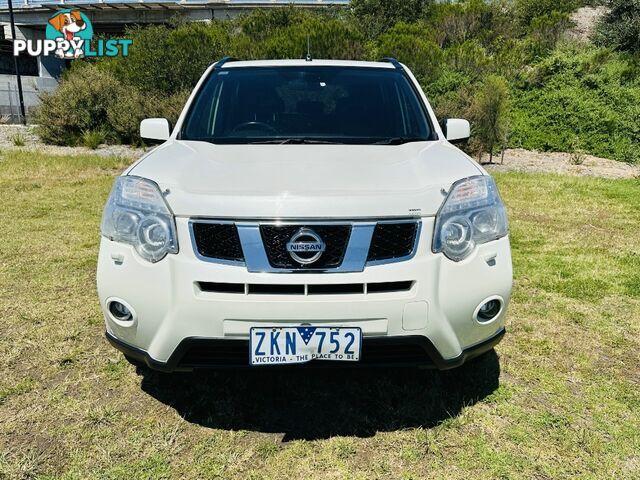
13, 9, 131, 59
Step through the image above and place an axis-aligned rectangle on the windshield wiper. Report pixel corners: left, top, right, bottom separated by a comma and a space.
373, 137, 429, 145
249, 138, 343, 145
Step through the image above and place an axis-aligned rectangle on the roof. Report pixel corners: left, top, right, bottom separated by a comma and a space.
221, 59, 396, 69
0, 0, 350, 13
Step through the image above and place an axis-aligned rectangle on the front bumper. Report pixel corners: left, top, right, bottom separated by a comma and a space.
106, 327, 505, 371
98, 217, 512, 371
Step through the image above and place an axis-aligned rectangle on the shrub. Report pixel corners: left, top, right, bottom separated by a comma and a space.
528, 11, 574, 54
34, 64, 125, 145
237, 6, 308, 43
444, 40, 489, 78
35, 53, 190, 146
106, 89, 188, 145
81, 129, 106, 150
569, 136, 587, 165
10, 133, 26, 146
106, 21, 229, 95
510, 47, 640, 163
514, 0, 579, 30
377, 22, 443, 84
469, 75, 511, 163
595, 0, 640, 53
426, 0, 509, 48
235, 9, 366, 60
350, 0, 432, 39
430, 82, 473, 121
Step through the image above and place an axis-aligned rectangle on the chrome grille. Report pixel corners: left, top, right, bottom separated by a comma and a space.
190, 219, 420, 272
260, 225, 351, 269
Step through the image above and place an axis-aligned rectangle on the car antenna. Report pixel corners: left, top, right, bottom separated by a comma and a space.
306, 35, 312, 62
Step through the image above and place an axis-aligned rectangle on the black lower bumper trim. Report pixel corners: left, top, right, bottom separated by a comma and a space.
105, 328, 505, 373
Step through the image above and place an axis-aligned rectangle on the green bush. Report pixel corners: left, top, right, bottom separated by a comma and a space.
10, 133, 26, 147
514, 0, 579, 30
511, 46, 640, 163
595, 0, 640, 53
377, 22, 443, 83
528, 11, 574, 54
430, 84, 473, 121
106, 89, 188, 145
426, 0, 509, 48
34, 64, 125, 145
105, 21, 229, 95
81, 129, 106, 150
34, 61, 188, 146
444, 40, 489, 78
469, 75, 511, 163
231, 8, 365, 60
350, 0, 432, 39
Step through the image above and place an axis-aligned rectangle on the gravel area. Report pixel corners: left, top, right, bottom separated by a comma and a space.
481, 149, 639, 180
1, 126, 637, 179
570, 6, 608, 42
0, 125, 146, 159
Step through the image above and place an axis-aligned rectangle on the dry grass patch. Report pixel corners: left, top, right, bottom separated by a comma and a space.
0, 152, 638, 479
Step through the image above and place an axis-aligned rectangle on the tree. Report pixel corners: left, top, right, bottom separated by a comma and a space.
595, 0, 640, 53
469, 75, 511, 164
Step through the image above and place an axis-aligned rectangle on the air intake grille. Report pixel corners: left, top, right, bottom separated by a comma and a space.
192, 223, 244, 262
367, 222, 418, 262
177, 338, 435, 368
260, 225, 351, 269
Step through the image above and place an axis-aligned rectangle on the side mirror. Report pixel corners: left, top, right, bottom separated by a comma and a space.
441, 119, 470, 144
140, 118, 171, 142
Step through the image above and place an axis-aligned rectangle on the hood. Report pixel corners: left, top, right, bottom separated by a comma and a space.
128, 140, 483, 218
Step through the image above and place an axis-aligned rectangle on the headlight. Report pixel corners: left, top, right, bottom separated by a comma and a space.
101, 176, 178, 263
432, 175, 508, 262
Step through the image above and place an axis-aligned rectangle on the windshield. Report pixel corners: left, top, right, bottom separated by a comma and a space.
180, 66, 434, 145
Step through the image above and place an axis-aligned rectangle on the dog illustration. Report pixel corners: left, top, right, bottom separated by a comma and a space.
48, 10, 87, 58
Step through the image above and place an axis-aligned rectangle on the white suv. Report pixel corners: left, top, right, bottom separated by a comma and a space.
98, 58, 512, 371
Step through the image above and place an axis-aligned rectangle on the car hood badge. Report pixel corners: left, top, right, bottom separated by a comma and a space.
286, 227, 326, 265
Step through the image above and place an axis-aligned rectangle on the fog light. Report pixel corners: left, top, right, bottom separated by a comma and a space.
109, 301, 133, 322
477, 299, 501, 322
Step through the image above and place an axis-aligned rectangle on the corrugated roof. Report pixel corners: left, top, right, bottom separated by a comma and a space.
0, 0, 349, 11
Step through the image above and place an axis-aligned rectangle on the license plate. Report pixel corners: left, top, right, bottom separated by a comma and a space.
249, 326, 362, 366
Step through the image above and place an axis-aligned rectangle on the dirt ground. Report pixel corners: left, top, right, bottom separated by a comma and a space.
569, 6, 608, 42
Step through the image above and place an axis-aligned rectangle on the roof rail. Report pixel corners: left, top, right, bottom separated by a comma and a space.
214, 57, 239, 69
381, 57, 405, 72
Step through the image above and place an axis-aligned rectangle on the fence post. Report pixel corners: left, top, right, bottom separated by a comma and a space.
7, 81, 14, 123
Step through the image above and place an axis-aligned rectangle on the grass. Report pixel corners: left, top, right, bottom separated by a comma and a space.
9, 133, 26, 147
81, 130, 106, 150
0, 151, 639, 479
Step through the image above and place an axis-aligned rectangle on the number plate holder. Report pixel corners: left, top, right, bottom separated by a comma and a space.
249, 326, 362, 366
